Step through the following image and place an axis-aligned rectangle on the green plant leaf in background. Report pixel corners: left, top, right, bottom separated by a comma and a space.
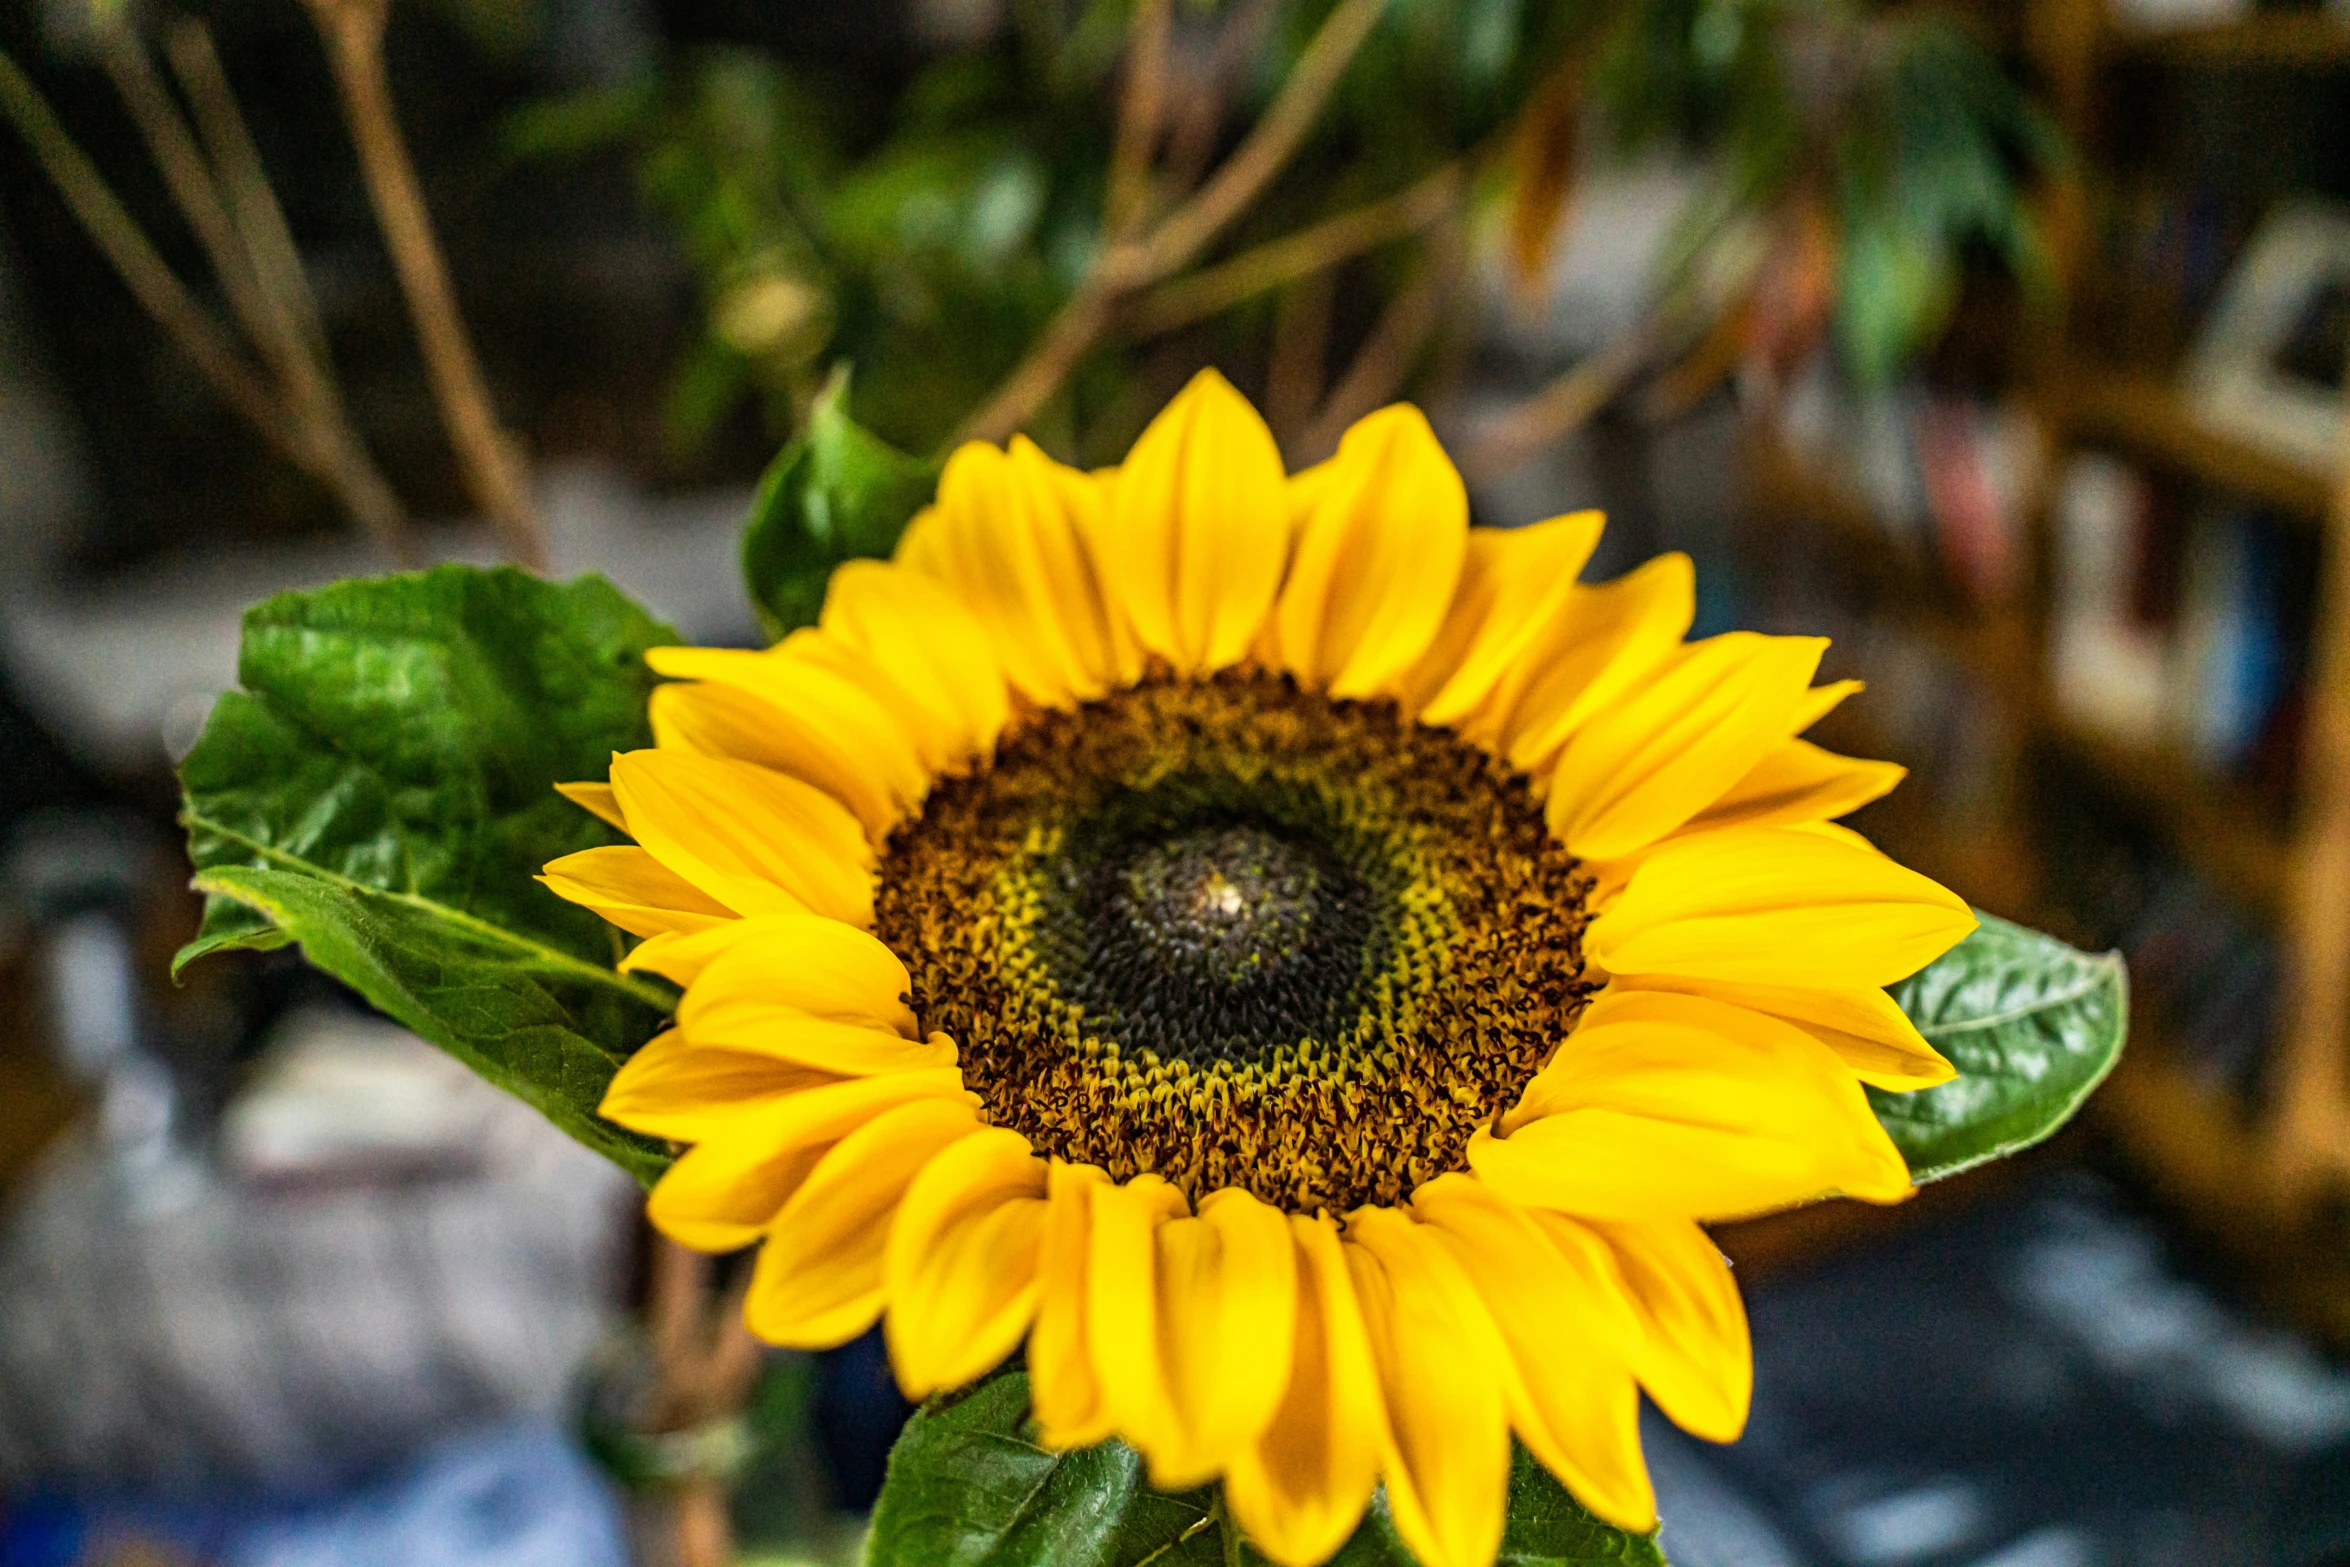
175, 565, 681, 1183
740, 368, 942, 640
867, 1370, 1666, 1567
1879, 911, 2128, 1183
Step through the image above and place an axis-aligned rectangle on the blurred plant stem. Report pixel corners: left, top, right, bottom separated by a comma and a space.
955, 0, 1386, 445
0, 27, 412, 559
648, 1238, 763, 1567
303, 0, 549, 570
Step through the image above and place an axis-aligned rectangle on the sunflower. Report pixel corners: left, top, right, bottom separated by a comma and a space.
542, 371, 1972, 1567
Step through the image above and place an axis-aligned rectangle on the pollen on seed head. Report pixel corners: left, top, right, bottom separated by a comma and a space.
872, 670, 1596, 1214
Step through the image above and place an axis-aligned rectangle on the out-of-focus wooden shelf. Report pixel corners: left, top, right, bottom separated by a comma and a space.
2056, 369, 2336, 520
2038, 718, 2293, 920
2114, 14, 2350, 68
2093, 1020, 2350, 1349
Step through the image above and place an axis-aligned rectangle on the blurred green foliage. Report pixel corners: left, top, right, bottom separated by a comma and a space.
508, 0, 2059, 459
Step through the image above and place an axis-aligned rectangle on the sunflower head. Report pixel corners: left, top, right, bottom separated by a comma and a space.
543, 370, 1974, 1567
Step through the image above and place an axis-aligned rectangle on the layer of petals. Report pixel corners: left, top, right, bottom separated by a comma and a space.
1101, 369, 1289, 673
897, 436, 1123, 706
1587, 1217, 1752, 1444
1405, 513, 1605, 729
1682, 737, 1906, 835
1547, 633, 1827, 861
1271, 404, 1468, 699
1411, 1176, 1654, 1531
1343, 1208, 1511, 1567
820, 559, 1011, 769
1476, 988, 1914, 1220
1029, 1161, 1117, 1449
1498, 553, 1697, 772
1145, 1186, 1299, 1490
631, 1068, 973, 1250
745, 1095, 987, 1348
1620, 972, 1955, 1090
647, 642, 928, 841
608, 750, 874, 927
1084, 1174, 1194, 1464
679, 916, 919, 1037
539, 845, 732, 939
556, 780, 628, 831
885, 1126, 1048, 1397
1588, 825, 1975, 990
1223, 1215, 1386, 1567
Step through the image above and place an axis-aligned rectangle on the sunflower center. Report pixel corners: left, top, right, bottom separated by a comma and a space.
874, 671, 1595, 1213
1054, 808, 1375, 1067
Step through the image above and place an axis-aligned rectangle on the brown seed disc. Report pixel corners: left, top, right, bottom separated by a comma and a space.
872, 670, 1595, 1213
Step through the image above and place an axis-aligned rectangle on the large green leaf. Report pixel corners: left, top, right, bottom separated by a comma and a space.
867, 1371, 1665, 1567
1878, 911, 2128, 1183
176, 565, 682, 1184
740, 368, 941, 641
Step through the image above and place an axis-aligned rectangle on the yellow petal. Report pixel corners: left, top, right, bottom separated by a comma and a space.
885, 1126, 1049, 1397
1586, 1218, 1751, 1444
1222, 1215, 1386, 1567
1410, 1176, 1655, 1531
1084, 1173, 1193, 1462
601, 1026, 844, 1142
1587, 824, 1975, 989
899, 436, 1123, 706
556, 780, 628, 831
744, 1095, 986, 1348
1101, 369, 1289, 673
1342, 1208, 1511, 1567
634, 1068, 973, 1249
1546, 633, 1827, 860
619, 921, 762, 986
1791, 678, 1862, 733
820, 559, 1012, 768
1403, 513, 1606, 728
1472, 988, 1913, 1220
1498, 553, 1697, 771
1620, 973, 1955, 1090
608, 749, 874, 926
647, 642, 929, 840
1271, 404, 1469, 699
1144, 1186, 1299, 1490
678, 915, 919, 1036
539, 845, 733, 938
1029, 1160, 1118, 1449
1682, 738, 1906, 834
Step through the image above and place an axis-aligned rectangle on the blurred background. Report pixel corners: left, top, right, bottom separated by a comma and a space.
1, 0, 2348, 1563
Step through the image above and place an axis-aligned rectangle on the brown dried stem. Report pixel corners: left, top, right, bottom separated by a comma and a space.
0, 42, 410, 556
305, 0, 548, 569
1457, 321, 1661, 486
1128, 161, 1464, 337
1292, 224, 1462, 465
1104, 0, 1172, 240
954, 0, 1386, 445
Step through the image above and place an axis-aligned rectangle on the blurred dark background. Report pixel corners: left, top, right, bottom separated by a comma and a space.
1, 1, 2349, 1564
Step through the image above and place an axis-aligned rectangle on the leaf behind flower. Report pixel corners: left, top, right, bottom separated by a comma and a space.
1881, 911, 2128, 1182
175, 565, 680, 1185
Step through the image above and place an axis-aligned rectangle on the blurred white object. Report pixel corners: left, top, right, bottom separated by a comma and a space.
0, 1004, 635, 1490
2048, 454, 2167, 745
2107, 0, 2245, 32
0, 459, 760, 777
221, 1006, 509, 1187
2186, 202, 2350, 476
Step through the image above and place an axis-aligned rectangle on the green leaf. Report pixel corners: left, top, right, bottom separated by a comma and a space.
868, 1371, 1665, 1567
1877, 912, 2128, 1183
740, 367, 941, 641
176, 564, 683, 1184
